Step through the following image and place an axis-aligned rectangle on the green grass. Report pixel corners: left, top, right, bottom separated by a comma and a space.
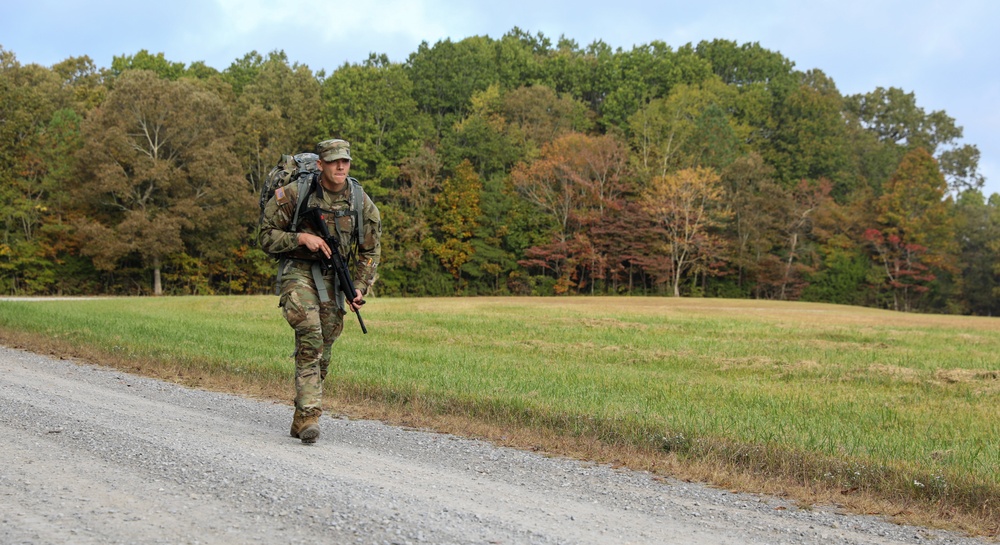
1, 295, 998, 521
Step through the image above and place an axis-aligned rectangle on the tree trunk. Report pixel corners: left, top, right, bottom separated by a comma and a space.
780, 232, 798, 300
153, 256, 163, 296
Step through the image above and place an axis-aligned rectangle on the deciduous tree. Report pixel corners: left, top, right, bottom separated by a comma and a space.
425, 160, 482, 288
322, 54, 431, 195
406, 36, 499, 131
511, 132, 628, 242
232, 51, 322, 197
75, 70, 251, 295
601, 41, 713, 128
640, 167, 731, 296
869, 148, 956, 310
0, 49, 93, 293
951, 190, 1000, 315
442, 84, 525, 180
110, 50, 187, 80
765, 70, 854, 196
501, 84, 592, 154
720, 153, 784, 293
845, 86, 983, 193
627, 77, 741, 181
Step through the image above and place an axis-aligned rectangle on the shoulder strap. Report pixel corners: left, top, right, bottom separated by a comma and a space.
290, 173, 317, 231
349, 177, 364, 244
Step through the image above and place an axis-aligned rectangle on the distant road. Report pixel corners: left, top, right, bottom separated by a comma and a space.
0, 297, 104, 301
0, 346, 991, 545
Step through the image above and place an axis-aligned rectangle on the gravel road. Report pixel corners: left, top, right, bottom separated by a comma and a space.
0, 345, 991, 545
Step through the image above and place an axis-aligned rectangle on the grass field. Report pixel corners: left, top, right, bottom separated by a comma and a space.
1, 295, 997, 535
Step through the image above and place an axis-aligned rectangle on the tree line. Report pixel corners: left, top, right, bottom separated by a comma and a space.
2, 29, 998, 314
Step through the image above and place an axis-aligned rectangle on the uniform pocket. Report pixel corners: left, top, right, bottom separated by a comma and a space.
280, 289, 308, 328
335, 214, 354, 239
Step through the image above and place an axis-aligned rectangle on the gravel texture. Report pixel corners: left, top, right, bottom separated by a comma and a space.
0, 345, 992, 545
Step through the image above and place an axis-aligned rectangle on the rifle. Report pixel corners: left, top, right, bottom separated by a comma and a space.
304, 207, 368, 334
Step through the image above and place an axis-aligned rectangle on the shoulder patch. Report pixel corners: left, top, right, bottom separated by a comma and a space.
274, 186, 289, 205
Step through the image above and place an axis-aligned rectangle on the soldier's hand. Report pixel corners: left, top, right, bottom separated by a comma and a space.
348, 289, 365, 312
297, 232, 331, 258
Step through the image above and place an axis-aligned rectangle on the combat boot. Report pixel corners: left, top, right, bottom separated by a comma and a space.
290, 408, 308, 438
290, 407, 321, 444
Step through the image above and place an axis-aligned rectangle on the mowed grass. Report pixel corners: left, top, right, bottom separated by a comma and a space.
1, 296, 998, 532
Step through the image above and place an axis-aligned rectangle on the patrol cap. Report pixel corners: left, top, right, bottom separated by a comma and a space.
316, 139, 351, 162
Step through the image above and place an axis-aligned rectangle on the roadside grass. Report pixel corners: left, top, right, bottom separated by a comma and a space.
1, 295, 997, 536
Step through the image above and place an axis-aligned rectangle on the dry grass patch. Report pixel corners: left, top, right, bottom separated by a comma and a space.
934, 369, 1000, 395
867, 364, 924, 382
936, 368, 1000, 383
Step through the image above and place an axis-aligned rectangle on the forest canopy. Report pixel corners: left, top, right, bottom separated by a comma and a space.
1, 30, 998, 315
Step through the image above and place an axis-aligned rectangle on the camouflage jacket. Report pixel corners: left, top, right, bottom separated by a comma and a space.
259, 175, 381, 295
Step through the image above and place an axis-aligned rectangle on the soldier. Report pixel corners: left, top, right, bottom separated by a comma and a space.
259, 139, 381, 444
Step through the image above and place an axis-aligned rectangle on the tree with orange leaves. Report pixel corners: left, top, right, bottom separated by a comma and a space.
510, 132, 629, 291
641, 167, 731, 296
868, 148, 956, 311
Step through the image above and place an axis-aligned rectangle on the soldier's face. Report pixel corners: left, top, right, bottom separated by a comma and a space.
318, 158, 351, 187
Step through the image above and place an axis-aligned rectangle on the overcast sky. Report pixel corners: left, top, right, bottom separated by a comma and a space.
3, 0, 998, 196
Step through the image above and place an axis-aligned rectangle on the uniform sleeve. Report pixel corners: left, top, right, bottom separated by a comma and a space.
353, 193, 382, 295
258, 186, 302, 256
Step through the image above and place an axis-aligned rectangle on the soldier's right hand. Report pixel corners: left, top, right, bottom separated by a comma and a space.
297, 232, 331, 258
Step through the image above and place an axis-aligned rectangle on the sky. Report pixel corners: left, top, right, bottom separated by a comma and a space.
3, 0, 999, 197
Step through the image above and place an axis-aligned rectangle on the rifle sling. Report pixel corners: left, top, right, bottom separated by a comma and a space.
275, 258, 343, 309
310, 262, 332, 305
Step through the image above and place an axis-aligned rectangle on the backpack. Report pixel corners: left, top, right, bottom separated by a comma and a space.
257, 153, 320, 252
256, 152, 366, 256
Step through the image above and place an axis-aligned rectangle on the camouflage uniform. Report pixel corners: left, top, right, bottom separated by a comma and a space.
259, 139, 381, 439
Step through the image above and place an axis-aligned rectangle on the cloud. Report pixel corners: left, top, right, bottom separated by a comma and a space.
213, 0, 446, 46
194, 0, 458, 68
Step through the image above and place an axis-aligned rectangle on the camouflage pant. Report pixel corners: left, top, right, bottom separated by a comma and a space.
279, 262, 345, 411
